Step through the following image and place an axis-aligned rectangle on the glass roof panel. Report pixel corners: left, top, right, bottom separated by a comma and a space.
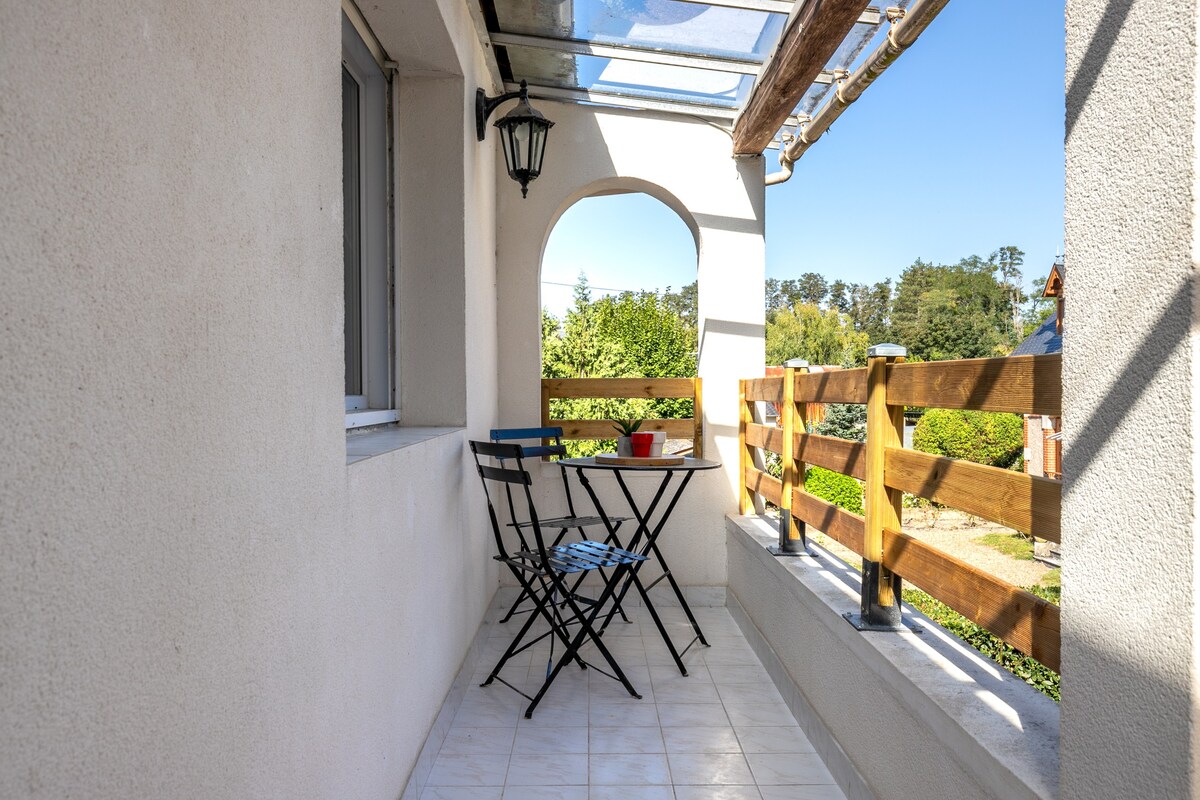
493, 0, 784, 62
507, 45, 750, 108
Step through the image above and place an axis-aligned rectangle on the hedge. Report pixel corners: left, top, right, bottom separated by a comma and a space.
912, 408, 1023, 469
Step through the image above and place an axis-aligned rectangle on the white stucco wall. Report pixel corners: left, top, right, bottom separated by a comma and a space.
1063, 0, 1199, 797
0, 1, 499, 797
495, 102, 766, 587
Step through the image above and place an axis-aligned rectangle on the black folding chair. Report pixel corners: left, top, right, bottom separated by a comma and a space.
471, 440, 645, 718
489, 427, 631, 624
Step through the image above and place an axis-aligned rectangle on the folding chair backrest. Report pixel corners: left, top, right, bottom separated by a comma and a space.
490, 426, 580, 517
469, 440, 548, 558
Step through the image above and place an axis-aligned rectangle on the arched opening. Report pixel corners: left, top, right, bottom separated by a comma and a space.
540, 190, 699, 456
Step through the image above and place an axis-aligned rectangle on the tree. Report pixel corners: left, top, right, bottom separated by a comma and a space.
796, 272, 828, 306
906, 288, 1002, 360
847, 280, 892, 344
890, 251, 1021, 359
828, 280, 850, 314
551, 274, 629, 380
1022, 273, 1056, 336
993, 245, 1027, 343
813, 403, 866, 441
662, 281, 697, 330
765, 303, 868, 366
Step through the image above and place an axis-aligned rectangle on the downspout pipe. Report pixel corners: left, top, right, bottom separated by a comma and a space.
765, 0, 952, 186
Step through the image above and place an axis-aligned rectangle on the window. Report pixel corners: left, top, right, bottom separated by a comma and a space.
342, 13, 395, 428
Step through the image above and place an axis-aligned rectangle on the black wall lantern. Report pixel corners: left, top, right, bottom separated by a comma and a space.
476, 80, 554, 198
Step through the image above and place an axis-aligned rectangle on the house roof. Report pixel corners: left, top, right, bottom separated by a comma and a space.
1011, 314, 1062, 357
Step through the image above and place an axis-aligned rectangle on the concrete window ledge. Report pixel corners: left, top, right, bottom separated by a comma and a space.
346, 425, 462, 465
726, 515, 1059, 800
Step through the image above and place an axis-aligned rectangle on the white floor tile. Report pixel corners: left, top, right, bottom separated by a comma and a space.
723, 703, 799, 727
656, 702, 731, 727
673, 787, 763, 800
503, 786, 587, 800
439, 727, 517, 756
590, 726, 665, 754
506, 753, 589, 786
588, 753, 672, 785
668, 753, 755, 785
716, 682, 786, 705
513, 726, 589, 754
426, 753, 510, 787
421, 787, 504, 800
745, 753, 836, 785
589, 786, 675, 800
757, 786, 847, 800
590, 702, 659, 727
733, 726, 815, 754
661, 725, 742, 754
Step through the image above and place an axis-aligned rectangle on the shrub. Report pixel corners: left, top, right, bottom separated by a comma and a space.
805, 466, 863, 515
813, 403, 866, 442
912, 408, 1023, 469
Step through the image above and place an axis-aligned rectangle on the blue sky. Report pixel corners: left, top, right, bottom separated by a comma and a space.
541, 0, 1065, 318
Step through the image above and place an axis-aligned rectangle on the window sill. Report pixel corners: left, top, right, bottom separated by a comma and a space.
345, 409, 400, 429
346, 425, 462, 465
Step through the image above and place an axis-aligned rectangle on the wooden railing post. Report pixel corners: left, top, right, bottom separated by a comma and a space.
692, 376, 703, 459
851, 343, 909, 631
771, 359, 812, 556
739, 379, 752, 514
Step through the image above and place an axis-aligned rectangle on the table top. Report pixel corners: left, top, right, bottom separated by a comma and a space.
560, 456, 722, 472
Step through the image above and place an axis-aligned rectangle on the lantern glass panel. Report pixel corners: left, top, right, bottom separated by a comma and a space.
530, 125, 546, 175
511, 121, 531, 172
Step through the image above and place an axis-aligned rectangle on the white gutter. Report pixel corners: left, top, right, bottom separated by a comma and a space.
766, 0, 952, 186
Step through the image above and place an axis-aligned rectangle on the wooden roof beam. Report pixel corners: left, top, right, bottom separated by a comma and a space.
732, 0, 870, 155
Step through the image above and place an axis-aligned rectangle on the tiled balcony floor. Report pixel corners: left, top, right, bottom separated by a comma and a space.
421, 603, 846, 800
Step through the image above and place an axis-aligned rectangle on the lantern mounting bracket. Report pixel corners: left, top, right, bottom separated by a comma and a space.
476, 81, 529, 141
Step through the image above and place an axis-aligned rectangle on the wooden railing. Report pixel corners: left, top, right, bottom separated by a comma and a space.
542, 377, 703, 457
739, 350, 1061, 672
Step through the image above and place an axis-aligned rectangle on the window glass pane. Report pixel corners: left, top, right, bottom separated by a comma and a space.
342, 66, 363, 396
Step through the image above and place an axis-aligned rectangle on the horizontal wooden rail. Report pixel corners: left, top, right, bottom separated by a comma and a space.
883, 527, 1061, 671
543, 377, 702, 457
794, 488, 866, 555
886, 354, 1061, 416
884, 448, 1061, 543
543, 377, 696, 399
551, 418, 695, 440
795, 432, 866, 480
745, 422, 783, 454
744, 466, 783, 507
744, 377, 783, 404
794, 367, 867, 405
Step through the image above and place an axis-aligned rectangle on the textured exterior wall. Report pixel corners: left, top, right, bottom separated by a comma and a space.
0, 1, 499, 797
1063, 0, 1198, 797
496, 102, 766, 587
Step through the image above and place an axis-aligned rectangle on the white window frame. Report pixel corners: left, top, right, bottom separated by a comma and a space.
342, 12, 396, 430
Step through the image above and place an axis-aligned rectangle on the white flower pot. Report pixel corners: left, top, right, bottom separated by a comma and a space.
649, 431, 666, 458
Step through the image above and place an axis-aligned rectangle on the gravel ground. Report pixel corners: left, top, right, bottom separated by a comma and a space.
806, 508, 1052, 590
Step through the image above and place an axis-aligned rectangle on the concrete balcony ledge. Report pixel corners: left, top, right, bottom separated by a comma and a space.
726, 515, 1059, 800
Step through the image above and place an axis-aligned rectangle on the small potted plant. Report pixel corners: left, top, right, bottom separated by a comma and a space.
612, 418, 643, 457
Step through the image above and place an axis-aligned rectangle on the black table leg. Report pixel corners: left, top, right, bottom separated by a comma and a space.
573, 466, 710, 675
